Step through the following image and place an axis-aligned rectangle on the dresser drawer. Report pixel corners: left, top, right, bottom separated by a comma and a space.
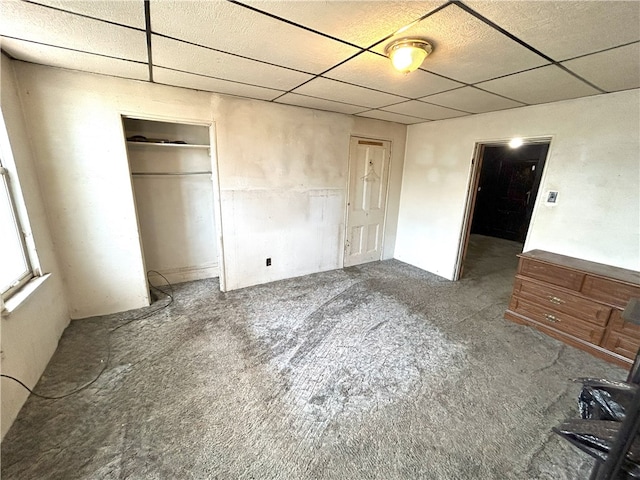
582, 276, 640, 309
607, 309, 640, 338
513, 278, 611, 326
601, 310, 640, 361
520, 258, 585, 291
602, 331, 640, 360
510, 297, 605, 344
509, 250, 640, 368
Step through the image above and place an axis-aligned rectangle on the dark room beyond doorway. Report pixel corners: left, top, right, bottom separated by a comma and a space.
471, 143, 548, 243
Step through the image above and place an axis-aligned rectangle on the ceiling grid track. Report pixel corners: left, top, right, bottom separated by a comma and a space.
151, 31, 313, 76
226, 0, 363, 50
2, 0, 637, 123
1, 34, 148, 66
454, 0, 607, 93
269, 1, 454, 102
557, 39, 640, 65
155, 65, 286, 93
144, 0, 153, 82
22, 0, 145, 33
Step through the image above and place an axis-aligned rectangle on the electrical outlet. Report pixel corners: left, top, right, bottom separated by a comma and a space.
547, 191, 558, 203
266, 258, 271, 266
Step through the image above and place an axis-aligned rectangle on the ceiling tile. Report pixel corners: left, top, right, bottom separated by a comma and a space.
356, 110, 427, 125
477, 65, 601, 105
274, 93, 367, 115
382, 100, 469, 120
152, 35, 313, 91
30, 0, 146, 29
150, 1, 360, 74
2, 0, 632, 121
562, 43, 640, 93
325, 51, 463, 98
1, 37, 148, 80
371, 3, 548, 84
0, 0, 147, 61
153, 67, 283, 101
292, 77, 405, 108
421, 87, 524, 113
243, 1, 443, 48
466, 1, 640, 61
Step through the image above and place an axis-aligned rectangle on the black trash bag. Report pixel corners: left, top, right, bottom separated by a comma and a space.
576, 378, 636, 421
554, 420, 640, 478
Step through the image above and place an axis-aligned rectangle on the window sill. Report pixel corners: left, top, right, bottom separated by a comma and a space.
1, 274, 51, 318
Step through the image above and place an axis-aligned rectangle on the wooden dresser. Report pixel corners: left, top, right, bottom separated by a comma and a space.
505, 250, 640, 368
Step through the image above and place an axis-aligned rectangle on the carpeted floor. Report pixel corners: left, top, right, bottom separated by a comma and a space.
1, 235, 626, 479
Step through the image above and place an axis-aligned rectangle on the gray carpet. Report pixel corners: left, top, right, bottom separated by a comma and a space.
1, 235, 625, 479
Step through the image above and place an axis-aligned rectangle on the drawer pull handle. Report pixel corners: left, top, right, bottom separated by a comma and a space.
544, 314, 558, 323
548, 296, 565, 305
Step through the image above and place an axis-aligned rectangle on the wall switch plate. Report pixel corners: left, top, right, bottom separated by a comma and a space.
266, 258, 271, 266
547, 191, 558, 203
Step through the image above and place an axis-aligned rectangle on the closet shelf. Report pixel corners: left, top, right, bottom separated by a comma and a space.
131, 171, 212, 176
126, 141, 209, 149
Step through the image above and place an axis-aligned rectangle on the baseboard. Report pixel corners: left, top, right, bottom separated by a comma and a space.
147, 265, 219, 286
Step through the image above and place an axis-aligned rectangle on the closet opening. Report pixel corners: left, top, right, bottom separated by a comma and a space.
122, 116, 225, 302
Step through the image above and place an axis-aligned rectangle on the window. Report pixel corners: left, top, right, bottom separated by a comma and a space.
0, 158, 33, 299
0, 111, 41, 307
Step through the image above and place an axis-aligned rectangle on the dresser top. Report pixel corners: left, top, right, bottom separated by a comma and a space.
519, 250, 640, 285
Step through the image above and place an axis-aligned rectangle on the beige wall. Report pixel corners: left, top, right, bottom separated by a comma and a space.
12, 61, 407, 317
395, 89, 640, 279
213, 96, 406, 290
0, 54, 70, 439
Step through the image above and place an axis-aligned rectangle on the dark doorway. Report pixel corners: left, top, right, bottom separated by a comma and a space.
470, 143, 548, 243
454, 139, 551, 281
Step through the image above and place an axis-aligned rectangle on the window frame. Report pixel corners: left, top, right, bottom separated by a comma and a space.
0, 162, 34, 301
0, 109, 42, 308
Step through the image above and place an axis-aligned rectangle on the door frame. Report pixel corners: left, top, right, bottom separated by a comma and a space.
120, 111, 227, 305
452, 136, 553, 281
342, 135, 393, 267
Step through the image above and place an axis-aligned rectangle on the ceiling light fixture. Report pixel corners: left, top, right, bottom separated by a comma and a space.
509, 137, 524, 149
385, 38, 433, 74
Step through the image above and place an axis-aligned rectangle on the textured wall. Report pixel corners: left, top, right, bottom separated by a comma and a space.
396, 89, 640, 279
12, 61, 406, 317
0, 54, 70, 439
13, 63, 213, 318
212, 97, 406, 290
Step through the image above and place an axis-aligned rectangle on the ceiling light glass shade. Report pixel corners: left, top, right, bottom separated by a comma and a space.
385, 39, 432, 74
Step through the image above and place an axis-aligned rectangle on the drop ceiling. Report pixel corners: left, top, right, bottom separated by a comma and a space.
1, 0, 638, 125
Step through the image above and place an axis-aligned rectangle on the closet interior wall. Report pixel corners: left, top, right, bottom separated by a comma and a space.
123, 118, 219, 290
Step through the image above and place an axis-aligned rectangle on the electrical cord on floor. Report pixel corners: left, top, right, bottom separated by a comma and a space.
0, 358, 111, 400
109, 270, 174, 334
0, 270, 174, 400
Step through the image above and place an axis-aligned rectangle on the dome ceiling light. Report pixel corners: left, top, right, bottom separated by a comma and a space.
384, 38, 433, 74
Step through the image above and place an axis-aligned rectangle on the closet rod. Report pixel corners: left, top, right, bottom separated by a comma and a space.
131, 171, 212, 176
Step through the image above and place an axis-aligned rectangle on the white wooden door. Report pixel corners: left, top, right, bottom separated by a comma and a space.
344, 137, 390, 267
